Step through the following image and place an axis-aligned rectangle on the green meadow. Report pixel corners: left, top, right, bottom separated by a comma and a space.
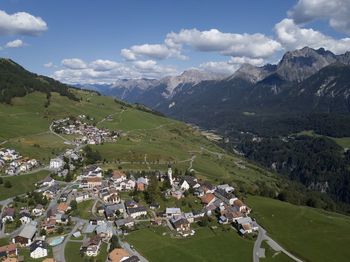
247, 196, 350, 262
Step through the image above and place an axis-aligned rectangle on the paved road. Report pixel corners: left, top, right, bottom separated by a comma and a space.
49, 122, 72, 144
253, 224, 304, 262
253, 226, 267, 262
53, 218, 87, 262
119, 240, 148, 262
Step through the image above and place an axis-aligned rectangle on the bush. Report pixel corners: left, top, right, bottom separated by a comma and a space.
4, 180, 12, 188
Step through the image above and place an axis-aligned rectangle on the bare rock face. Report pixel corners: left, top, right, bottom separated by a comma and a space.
276, 47, 338, 82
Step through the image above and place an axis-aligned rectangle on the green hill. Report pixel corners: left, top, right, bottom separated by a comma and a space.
0, 89, 278, 191
247, 196, 350, 262
0, 58, 78, 104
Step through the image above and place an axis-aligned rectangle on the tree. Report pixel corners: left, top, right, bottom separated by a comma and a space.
145, 175, 160, 204
57, 226, 64, 234
109, 235, 120, 251
0, 177, 3, 184
4, 180, 12, 188
40, 229, 47, 236
70, 200, 78, 210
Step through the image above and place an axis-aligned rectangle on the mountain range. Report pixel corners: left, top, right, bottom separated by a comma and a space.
84, 47, 350, 133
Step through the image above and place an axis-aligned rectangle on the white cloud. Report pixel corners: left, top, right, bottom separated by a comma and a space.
165, 28, 282, 58
229, 57, 265, 66
61, 58, 87, 69
44, 62, 54, 68
199, 61, 240, 75
199, 56, 265, 75
53, 58, 177, 84
288, 0, 350, 35
5, 39, 24, 48
89, 59, 119, 71
121, 43, 185, 61
0, 10, 47, 36
275, 18, 350, 54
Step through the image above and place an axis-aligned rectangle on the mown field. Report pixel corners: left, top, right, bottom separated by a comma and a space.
0, 170, 49, 200
126, 226, 253, 262
65, 241, 108, 262
0, 91, 278, 190
247, 196, 350, 262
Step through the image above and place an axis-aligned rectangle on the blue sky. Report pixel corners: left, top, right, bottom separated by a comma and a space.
0, 0, 350, 84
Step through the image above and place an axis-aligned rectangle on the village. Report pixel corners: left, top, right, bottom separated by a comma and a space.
0, 148, 39, 176
51, 116, 120, 145
0, 159, 257, 262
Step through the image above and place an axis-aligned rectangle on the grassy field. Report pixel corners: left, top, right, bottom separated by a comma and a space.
247, 196, 350, 262
65, 241, 108, 262
296, 130, 350, 149
261, 241, 293, 262
72, 199, 95, 220
18, 247, 54, 262
126, 226, 253, 262
0, 91, 279, 191
0, 170, 50, 200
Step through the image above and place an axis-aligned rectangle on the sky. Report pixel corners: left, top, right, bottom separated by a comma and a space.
0, 0, 350, 84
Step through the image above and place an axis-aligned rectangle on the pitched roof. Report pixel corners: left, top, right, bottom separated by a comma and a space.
30, 240, 47, 252
112, 170, 126, 178
0, 243, 17, 253
87, 177, 102, 183
200, 193, 215, 204
57, 202, 69, 212
108, 248, 129, 262
18, 222, 37, 239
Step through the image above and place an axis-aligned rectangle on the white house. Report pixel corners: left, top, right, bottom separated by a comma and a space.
49, 158, 64, 170
179, 180, 190, 191
32, 204, 45, 217
127, 206, 147, 219
41, 176, 55, 187
19, 213, 32, 224
30, 240, 48, 259
75, 192, 90, 203
165, 208, 182, 218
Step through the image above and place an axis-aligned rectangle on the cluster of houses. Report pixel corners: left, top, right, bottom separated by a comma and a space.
165, 170, 258, 236
51, 118, 120, 145
0, 220, 53, 261
0, 148, 38, 176
0, 160, 258, 262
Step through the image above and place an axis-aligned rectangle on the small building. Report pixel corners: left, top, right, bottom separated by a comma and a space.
2, 207, 15, 223
49, 158, 64, 170
165, 208, 181, 218
13, 221, 37, 246
108, 248, 130, 262
0, 243, 18, 258
127, 206, 147, 219
57, 202, 70, 214
30, 240, 48, 259
81, 235, 102, 257
40, 176, 55, 187
111, 170, 127, 183
201, 193, 216, 205
115, 217, 135, 229
32, 204, 45, 217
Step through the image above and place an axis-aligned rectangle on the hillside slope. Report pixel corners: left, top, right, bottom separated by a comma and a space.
0, 89, 278, 192
0, 58, 78, 104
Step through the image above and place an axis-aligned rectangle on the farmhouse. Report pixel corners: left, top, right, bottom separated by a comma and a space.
81, 235, 102, 257
13, 221, 37, 246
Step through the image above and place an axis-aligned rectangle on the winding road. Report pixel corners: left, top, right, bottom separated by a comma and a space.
253, 224, 303, 262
